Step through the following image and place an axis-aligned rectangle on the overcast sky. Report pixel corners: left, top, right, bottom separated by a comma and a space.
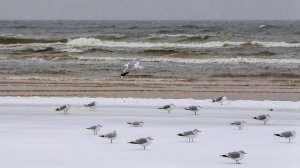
0, 0, 299, 20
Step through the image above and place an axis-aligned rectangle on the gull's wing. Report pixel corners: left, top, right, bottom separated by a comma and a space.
135, 138, 147, 144
228, 152, 241, 159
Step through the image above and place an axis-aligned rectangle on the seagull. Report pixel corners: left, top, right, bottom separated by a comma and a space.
212, 96, 227, 105
177, 129, 201, 142
274, 131, 296, 143
220, 150, 247, 164
120, 58, 143, 78
56, 104, 71, 114
84, 101, 96, 111
86, 124, 102, 135
230, 121, 247, 130
158, 104, 175, 113
127, 121, 144, 127
128, 137, 154, 150
184, 106, 202, 115
253, 114, 271, 125
100, 130, 117, 143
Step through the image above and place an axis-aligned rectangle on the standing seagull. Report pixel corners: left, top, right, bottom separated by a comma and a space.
220, 150, 247, 164
212, 96, 227, 105
120, 58, 143, 78
177, 129, 201, 142
253, 114, 271, 125
184, 106, 202, 115
86, 124, 103, 135
56, 104, 71, 114
158, 104, 175, 113
84, 101, 96, 111
100, 130, 117, 143
230, 121, 247, 130
274, 131, 296, 143
128, 137, 154, 150
127, 121, 144, 127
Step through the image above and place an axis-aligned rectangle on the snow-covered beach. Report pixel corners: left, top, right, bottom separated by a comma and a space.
0, 97, 299, 168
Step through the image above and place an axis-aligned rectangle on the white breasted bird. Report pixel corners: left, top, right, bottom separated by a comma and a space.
128, 137, 154, 150
177, 129, 201, 142
127, 121, 144, 127
56, 104, 71, 114
212, 96, 227, 105
253, 114, 271, 125
274, 131, 296, 143
184, 106, 202, 115
100, 130, 117, 143
84, 101, 96, 111
220, 150, 247, 164
158, 104, 175, 113
230, 121, 247, 130
86, 124, 102, 135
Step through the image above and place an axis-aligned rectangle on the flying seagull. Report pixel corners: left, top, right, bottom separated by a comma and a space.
177, 129, 201, 142
274, 131, 296, 143
253, 114, 271, 125
86, 124, 103, 135
56, 104, 71, 114
220, 150, 247, 164
212, 96, 227, 105
84, 101, 96, 111
100, 130, 117, 143
158, 104, 175, 113
127, 121, 144, 127
120, 58, 143, 78
184, 106, 202, 115
128, 137, 154, 150
230, 121, 247, 130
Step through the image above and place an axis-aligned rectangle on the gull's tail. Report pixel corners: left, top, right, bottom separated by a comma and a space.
220, 155, 228, 158
253, 117, 258, 120
120, 72, 129, 78
127, 122, 132, 125
230, 123, 235, 125
274, 133, 282, 137
177, 133, 184, 136
128, 141, 137, 144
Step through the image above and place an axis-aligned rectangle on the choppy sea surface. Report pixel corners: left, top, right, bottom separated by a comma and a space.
0, 20, 300, 80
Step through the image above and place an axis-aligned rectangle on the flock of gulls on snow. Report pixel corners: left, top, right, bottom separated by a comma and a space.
55, 58, 296, 164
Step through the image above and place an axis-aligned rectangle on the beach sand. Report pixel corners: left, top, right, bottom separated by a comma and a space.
0, 77, 299, 100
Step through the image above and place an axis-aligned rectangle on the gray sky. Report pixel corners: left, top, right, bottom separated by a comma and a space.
0, 0, 299, 20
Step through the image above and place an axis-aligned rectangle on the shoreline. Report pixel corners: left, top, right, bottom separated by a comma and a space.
0, 77, 299, 101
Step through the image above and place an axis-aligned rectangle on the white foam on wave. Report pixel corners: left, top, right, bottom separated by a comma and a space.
67, 37, 242, 48
149, 33, 214, 38
76, 56, 300, 65
67, 37, 300, 49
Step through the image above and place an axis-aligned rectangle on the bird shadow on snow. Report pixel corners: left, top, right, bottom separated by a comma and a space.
176, 140, 200, 144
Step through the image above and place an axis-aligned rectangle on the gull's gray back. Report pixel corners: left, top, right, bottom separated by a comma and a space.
258, 115, 267, 120
105, 132, 116, 138
183, 131, 194, 136
162, 105, 171, 109
281, 131, 293, 137
135, 138, 147, 144
188, 106, 198, 110
228, 152, 241, 159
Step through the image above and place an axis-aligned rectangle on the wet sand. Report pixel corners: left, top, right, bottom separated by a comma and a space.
0, 77, 299, 101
